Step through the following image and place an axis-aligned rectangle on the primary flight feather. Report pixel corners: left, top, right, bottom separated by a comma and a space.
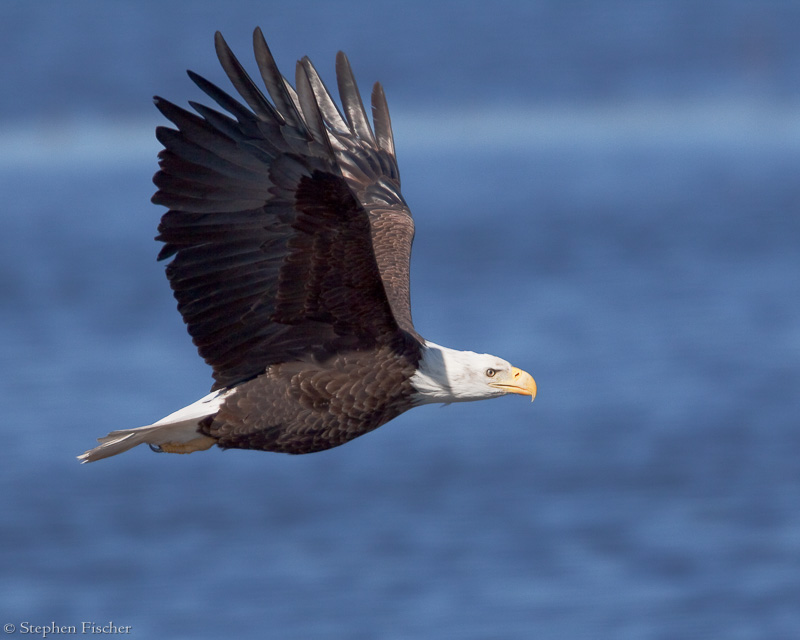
79, 28, 536, 463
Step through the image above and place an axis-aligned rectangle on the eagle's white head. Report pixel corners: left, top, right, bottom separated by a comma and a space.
410, 341, 536, 405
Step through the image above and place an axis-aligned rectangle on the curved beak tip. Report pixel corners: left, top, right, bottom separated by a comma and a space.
509, 366, 537, 402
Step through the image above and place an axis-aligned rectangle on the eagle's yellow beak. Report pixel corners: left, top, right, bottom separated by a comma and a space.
489, 366, 537, 401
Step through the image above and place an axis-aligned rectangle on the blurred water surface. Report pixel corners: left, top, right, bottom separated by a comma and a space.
1, 2, 799, 638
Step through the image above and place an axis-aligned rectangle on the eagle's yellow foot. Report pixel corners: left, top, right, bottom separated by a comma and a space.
153, 435, 217, 454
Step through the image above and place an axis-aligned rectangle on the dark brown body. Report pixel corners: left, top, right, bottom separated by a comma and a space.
202, 341, 420, 453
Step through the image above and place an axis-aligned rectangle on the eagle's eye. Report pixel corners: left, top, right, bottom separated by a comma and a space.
485, 368, 497, 378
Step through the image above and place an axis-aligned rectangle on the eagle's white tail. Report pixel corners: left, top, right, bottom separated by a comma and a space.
77, 390, 230, 463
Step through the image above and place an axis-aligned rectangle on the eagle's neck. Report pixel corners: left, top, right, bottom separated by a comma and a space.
409, 341, 485, 405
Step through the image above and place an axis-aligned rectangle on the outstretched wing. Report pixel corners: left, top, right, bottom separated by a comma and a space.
299, 50, 417, 337
152, 29, 416, 390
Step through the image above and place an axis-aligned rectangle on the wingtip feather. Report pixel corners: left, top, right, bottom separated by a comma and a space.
335, 51, 376, 144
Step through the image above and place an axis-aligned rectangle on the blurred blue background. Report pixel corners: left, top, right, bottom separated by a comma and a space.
2, 1, 799, 637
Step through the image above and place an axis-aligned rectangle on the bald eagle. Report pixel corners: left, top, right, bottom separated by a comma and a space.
78, 28, 536, 463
